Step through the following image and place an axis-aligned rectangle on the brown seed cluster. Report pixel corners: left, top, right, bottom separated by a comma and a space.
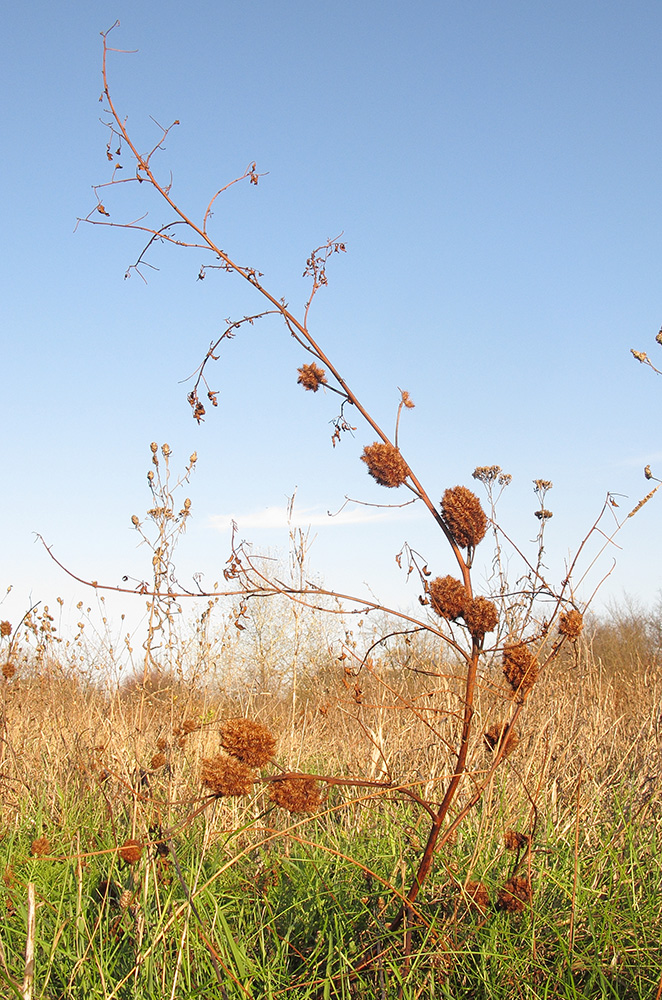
2, 662, 15, 680
497, 875, 531, 913
558, 609, 583, 640
502, 643, 539, 699
297, 362, 327, 392
31, 837, 51, 858
220, 718, 276, 767
464, 597, 498, 637
484, 724, 520, 757
504, 829, 531, 852
464, 880, 490, 912
201, 755, 254, 797
441, 487, 487, 549
428, 576, 468, 620
269, 776, 322, 813
119, 839, 143, 865
361, 442, 409, 488
0, 621, 12, 638
150, 752, 167, 770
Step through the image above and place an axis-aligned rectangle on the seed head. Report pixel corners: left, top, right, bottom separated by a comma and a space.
150, 752, 167, 770
497, 875, 531, 913
441, 486, 487, 549
463, 596, 498, 637
558, 609, 583, 640
504, 829, 531, 852
2, 662, 15, 680
269, 776, 322, 813
201, 755, 254, 797
502, 642, 538, 699
361, 442, 409, 488
31, 837, 51, 858
484, 723, 520, 757
119, 839, 143, 865
297, 362, 327, 392
0, 621, 12, 638
220, 718, 276, 767
428, 576, 469, 620
464, 880, 490, 912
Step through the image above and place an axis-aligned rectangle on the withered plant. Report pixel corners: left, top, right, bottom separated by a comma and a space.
61, 23, 660, 976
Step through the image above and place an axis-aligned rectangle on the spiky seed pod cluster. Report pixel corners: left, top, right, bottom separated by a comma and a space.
2, 662, 15, 680
497, 875, 531, 913
150, 752, 167, 770
119, 839, 142, 865
220, 718, 276, 767
441, 486, 487, 549
504, 829, 531, 852
297, 362, 327, 392
503, 642, 539, 699
201, 755, 254, 797
269, 776, 322, 813
463, 596, 498, 637
361, 442, 409, 488
0, 621, 11, 638
558, 609, 583, 640
484, 723, 520, 757
429, 576, 468, 620
31, 837, 51, 858
464, 880, 490, 912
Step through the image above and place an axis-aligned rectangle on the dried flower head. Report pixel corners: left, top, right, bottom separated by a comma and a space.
269, 776, 322, 813
497, 875, 531, 913
464, 880, 490, 912
2, 662, 15, 680
0, 621, 12, 638
181, 719, 198, 735
220, 718, 276, 767
441, 486, 487, 549
31, 837, 51, 858
484, 723, 520, 757
428, 576, 468, 620
157, 737, 168, 751
201, 755, 254, 797
150, 753, 167, 770
400, 389, 415, 408
297, 362, 327, 392
503, 643, 539, 699
119, 839, 142, 865
463, 597, 498, 637
119, 889, 133, 910
558, 609, 583, 640
361, 442, 409, 488
504, 829, 531, 852
534, 508, 553, 520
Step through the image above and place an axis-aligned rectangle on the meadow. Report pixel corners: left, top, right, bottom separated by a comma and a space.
0, 596, 661, 999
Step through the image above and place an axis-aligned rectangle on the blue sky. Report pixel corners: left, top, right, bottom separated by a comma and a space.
2, 1, 661, 639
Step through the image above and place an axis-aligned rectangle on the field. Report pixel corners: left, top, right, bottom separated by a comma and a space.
1, 599, 661, 999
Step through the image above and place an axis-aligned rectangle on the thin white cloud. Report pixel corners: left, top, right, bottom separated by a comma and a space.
210, 503, 418, 532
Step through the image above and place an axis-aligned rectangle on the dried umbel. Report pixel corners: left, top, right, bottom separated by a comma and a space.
463, 596, 498, 638
429, 576, 468, 620
201, 755, 254, 797
464, 880, 490, 913
269, 776, 322, 813
361, 442, 409, 488
502, 642, 539, 699
297, 362, 327, 392
497, 875, 532, 913
119, 839, 142, 865
220, 718, 276, 767
31, 837, 51, 858
441, 486, 487, 549
558, 608, 583, 640
484, 723, 520, 757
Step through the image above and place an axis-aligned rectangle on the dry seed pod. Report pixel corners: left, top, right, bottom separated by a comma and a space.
269, 776, 322, 813
464, 880, 490, 912
30, 837, 51, 858
150, 753, 167, 770
119, 839, 142, 865
558, 609, 583, 639
220, 718, 276, 767
463, 596, 498, 637
502, 643, 538, 699
428, 576, 468, 620
201, 755, 254, 797
2, 662, 15, 680
297, 362, 327, 391
441, 486, 487, 549
497, 875, 531, 913
0, 621, 11, 638
504, 829, 531, 852
361, 442, 409, 488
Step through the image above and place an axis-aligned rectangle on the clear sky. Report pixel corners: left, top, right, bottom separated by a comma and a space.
2, 1, 661, 641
